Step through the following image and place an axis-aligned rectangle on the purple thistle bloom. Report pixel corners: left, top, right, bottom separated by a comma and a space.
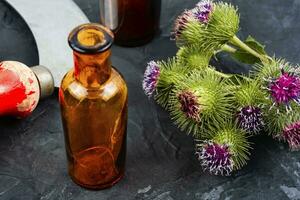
283, 121, 300, 150
172, 9, 195, 40
196, 141, 233, 176
177, 90, 201, 122
237, 106, 264, 134
143, 61, 160, 97
268, 70, 300, 106
193, 0, 213, 24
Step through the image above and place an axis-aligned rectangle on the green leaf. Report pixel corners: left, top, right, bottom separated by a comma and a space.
245, 36, 267, 55
232, 35, 267, 64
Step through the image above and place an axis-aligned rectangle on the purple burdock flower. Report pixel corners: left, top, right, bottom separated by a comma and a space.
283, 121, 300, 150
172, 9, 195, 40
196, 141, 233, 176
177, 90, 201, 122
237, 106, 264, 134
143, 61, 160, 97
193, 0, 213, 24
268, 70, 300, 107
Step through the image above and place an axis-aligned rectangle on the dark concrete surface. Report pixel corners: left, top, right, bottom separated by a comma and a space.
1, 0, 300, 199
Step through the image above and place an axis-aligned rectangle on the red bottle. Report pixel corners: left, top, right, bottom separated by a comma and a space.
0, 61, 54, 118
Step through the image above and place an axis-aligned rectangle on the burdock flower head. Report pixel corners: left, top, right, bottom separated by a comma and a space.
143, 61, 160, 97
283, 121, 300, 151
170, 70, 233, 135
268, 70, 300, 107
193, 0, 214, 24
233, 79, 266, 134
176, 45, 213, 70
196, 124, 251, 176
172, 0, 240, 51
172, 9, 195, 41
177, 90, 201, 122
264, 109, 300, 151
255, 59, 300, 112
237, 106, 264, 134
149, 58, 188, 109
196, 141, 233, 176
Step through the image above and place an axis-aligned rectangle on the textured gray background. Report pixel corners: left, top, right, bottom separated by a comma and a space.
1, 0, 300, 199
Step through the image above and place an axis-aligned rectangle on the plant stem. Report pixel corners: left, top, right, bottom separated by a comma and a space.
221, 44, 237, 54
230, 35, 268, 63
214, 44, 236, 55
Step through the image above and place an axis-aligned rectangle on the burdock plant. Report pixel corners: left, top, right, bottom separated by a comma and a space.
233, 79, 266, 134
265, 110, 300, 151
195, 124, 251, 176
143, 58, 188, 108
176, 45, 213, 70
142, 0, 300, 176
254, 59, 300, 112
174, 0, 270, 63
169, 70, 233, 135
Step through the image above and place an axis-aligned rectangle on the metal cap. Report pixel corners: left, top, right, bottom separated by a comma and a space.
31, 65, 55, 99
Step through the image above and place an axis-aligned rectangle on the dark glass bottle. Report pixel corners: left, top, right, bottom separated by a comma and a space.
59, 23, 128, 189
100, 0, 161, 46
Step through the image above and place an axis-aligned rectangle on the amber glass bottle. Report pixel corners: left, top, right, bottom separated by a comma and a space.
59, 23, 128, 189
100, 0, 161, 46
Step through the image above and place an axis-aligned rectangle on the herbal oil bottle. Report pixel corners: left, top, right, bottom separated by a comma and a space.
59, 23, 128, 189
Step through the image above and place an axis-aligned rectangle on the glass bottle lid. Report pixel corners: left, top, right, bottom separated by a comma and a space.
68, 23, 114, 54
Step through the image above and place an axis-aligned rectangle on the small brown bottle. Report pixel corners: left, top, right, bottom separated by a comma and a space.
59, 23, 128, 189
100, 0, 161, 46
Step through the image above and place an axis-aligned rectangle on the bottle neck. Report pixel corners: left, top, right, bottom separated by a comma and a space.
73, 50, 112, 87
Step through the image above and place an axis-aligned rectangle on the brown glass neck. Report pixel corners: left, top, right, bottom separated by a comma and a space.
73, 50, 112, 87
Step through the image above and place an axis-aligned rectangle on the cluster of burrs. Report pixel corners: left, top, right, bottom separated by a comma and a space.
142, 0, 300, 176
